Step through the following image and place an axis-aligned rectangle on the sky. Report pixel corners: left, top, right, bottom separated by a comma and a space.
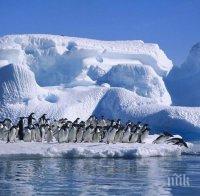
0, 0, 200, 65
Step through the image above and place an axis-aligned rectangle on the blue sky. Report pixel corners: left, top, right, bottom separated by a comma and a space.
0, 0, 199, 65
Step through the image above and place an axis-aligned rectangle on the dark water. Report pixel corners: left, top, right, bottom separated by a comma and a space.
0, 156, 200, 195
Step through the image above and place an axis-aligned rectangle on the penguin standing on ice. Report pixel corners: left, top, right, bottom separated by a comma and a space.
68, 124, 78, 142
107, 124, 119, 143
7, 125, 19, 143
0, 123, 4, 139
92, 126, 102, 143
39, 114, 47, 125
3, 119, 13, 130
23, 126, 32, 142
46, 127, 54, 143
137, 125, 150, 143
39, 124, 47, 142
27, 113, 36, 127
34, 123, 42, 142
129, 125, 140, 143
83, 124, 95, 142
76, 123, 86, 143
114, 126, 125, 143
58, 124, 69, 143
122, 124, 132, 143
18, 117, 25, 140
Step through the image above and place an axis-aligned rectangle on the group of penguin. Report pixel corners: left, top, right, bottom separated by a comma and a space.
0, 113, 188, 147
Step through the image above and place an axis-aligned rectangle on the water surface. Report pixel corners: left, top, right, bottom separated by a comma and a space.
0, 156, 200, 195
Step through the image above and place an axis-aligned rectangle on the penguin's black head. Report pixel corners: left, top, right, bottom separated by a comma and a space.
101, 116, 104, 119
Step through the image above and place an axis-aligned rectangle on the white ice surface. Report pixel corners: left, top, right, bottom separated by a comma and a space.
0, 137, 194, 158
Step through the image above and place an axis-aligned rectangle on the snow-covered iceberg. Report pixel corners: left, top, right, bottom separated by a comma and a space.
0, 34, 200, 140
166, 42, 200, 106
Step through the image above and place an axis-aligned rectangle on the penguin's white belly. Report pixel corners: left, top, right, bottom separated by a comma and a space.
129, 133, 138, 143
23, 131, 32, 142
31, 129, 36, 141
1, 128, 8, 141
35, 130, 42, 142
122, 132, 131, 143
114, 131, 124, 143
68, 128, 77, 142
92, 133, 101, 143
83, 130, 93, 142
107, 130, 117, 143
140, 131, 149, 143
47, 130, 54, 143
76, 130, 83, 143
9, 129, 16, 142
58, 130, 67, 143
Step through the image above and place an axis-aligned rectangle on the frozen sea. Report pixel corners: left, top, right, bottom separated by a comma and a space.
0, 155, 200, 195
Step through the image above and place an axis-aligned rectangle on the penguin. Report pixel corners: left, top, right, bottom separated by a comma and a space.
34, 124, 42, 142
1, 124, 9, 141
166, 137, 188, 148
39, 124, 46, 142
83, 125, 95, 143
122, 124, 132, 143
30, 124, 37, 142
46, 127, 54, 143
92, 126, 102, 143
114, 126, 125, 143
58, 124, 69, 143
102, 119, 117, 142
106, 124, 119, 143
0, 123, 4, 139
137, 127, 150, 143
23, 126, 32, 142
3, 118, 13, 129
76, 124, 86, 143
7, 125, 19, 143
153, 132, 173, 144
27, 113, 36, 127
129, 125, 140, 143
68, 124, 78, 142
17, 117, 25, 140
39, 114, 47, 125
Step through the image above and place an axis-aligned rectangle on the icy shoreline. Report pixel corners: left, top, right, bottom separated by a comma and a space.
0, 140, 195, 159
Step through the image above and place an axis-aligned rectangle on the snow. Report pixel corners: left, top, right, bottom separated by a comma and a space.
97, 64, 171, 104
0, 135, 195, 158
0, 34, 200, 142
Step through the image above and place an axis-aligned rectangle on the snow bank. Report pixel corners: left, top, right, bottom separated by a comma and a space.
0, 64, 44, 104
